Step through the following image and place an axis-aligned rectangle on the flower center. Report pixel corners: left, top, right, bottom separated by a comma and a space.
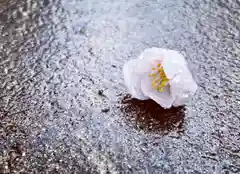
148, 63, 169, 92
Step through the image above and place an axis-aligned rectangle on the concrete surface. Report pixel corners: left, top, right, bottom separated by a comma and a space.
0, 0, 240, 173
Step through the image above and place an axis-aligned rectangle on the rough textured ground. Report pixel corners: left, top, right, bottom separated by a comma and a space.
0, 0, 239, 173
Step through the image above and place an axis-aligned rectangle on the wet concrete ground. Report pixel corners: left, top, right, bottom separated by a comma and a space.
0, 0, 240, 173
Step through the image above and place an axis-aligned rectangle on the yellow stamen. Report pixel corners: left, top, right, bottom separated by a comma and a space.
152, 81, 156, 86
158, 67, 163, 72
149, 62, 169, 92
160, 88, 164, 92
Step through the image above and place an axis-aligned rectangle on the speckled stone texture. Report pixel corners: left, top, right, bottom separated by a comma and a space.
0, 0, 239, 173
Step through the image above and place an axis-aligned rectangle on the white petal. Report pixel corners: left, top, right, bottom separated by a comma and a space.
135, 47, 166, 74
158, 49, 197, 106
123, 59, 149, 100
140, 76, 174, 109
161, 49, 187, 79
171, 72, 198, 106
139, 47, 167, 60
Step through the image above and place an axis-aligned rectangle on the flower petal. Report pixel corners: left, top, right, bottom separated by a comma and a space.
123, 58, 149, 100
170, 71, 198, 107
161, 49, 187, 80
159, 49, 197, 106
139, 47, 167, 60
135, 47, 166, 74
140, 76, 174, 109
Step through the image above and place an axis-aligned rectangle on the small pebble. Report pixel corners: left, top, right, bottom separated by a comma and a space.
101, 108, 110, 113
98, 90, 104, 96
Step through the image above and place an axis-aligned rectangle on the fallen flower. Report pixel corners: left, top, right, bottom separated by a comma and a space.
123, 47, 198, 109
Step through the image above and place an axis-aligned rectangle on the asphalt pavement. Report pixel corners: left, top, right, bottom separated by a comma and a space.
0, 0, 240, 173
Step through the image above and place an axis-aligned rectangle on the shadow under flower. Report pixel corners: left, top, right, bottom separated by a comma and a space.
120, 95, 186, 135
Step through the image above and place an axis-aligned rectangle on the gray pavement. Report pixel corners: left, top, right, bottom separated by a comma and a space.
0, 0, 240, 173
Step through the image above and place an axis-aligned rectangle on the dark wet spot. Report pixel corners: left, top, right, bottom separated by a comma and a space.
112, 65, 116, 68
120, 95, 185, 134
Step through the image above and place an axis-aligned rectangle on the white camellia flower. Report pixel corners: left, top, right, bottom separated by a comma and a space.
123, 47, 198, 109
